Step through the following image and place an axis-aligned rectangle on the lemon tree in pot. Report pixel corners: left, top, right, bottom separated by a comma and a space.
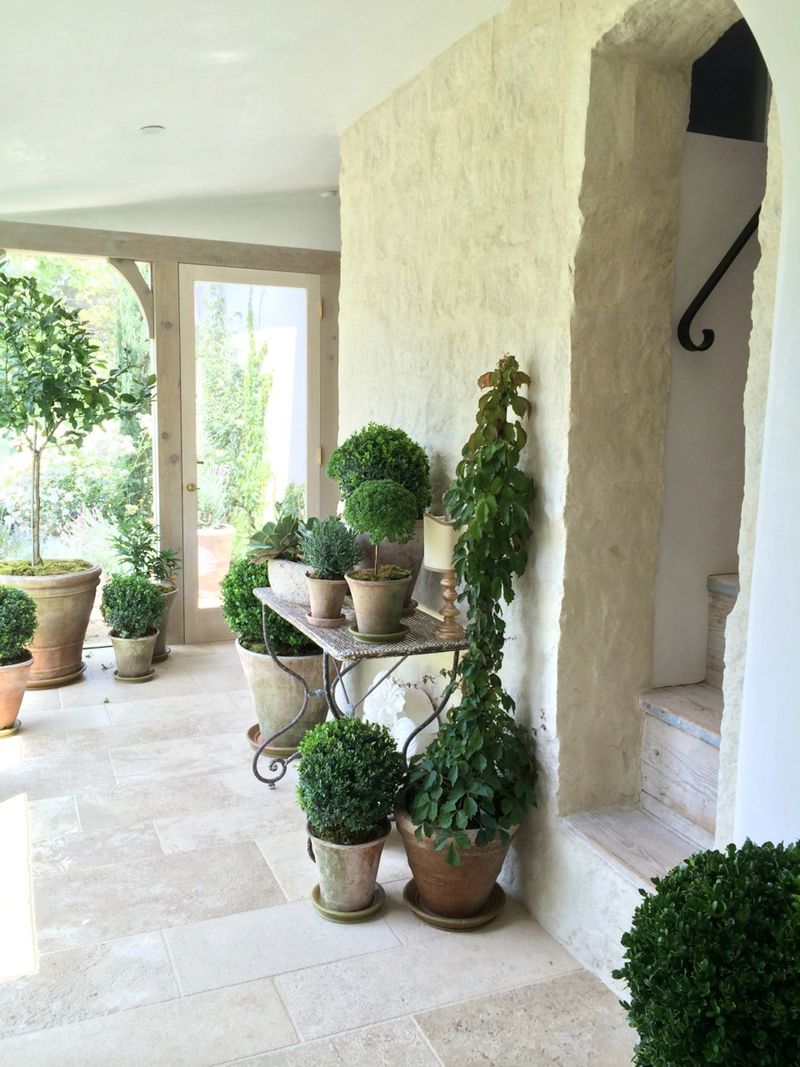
113, 516, 181, 662
297, 716, 404, 920
0, 585, 37, 736
221, 557, 327, 753
101, 574, 164, 682
300, 516, 362, 628
396, 355, 537, 924
0, 257, 154, 688
343, 479, 417, 640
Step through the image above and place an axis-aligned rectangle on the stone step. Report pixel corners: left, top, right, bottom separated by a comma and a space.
706, 573, 739, 687
563, 806, 698, 890
639, 684, 720, 848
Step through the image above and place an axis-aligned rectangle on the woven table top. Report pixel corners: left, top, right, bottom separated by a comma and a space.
254, 588, 468, 661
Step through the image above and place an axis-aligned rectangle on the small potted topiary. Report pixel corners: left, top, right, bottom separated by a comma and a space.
300, 516, 362, 628
113, 515, 181, 662
343, 479, 417, 640
100, 574, 164, 682
613, 840, 800, 1066
221, 557, 327, 752
297, 716, 405, 920
327, 424, 431, 608
0, 585, 37, 736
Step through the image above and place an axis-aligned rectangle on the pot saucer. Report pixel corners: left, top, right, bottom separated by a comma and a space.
0, 719, 21, 738
348, 624, 409, 644
402, 878, 505, 930
113, 669, 155, 684
311, 883, 385, 923
152, 647, 171, 663
246, 724, 297, 758
401, 599, 419, 617
305, 611, 348, 629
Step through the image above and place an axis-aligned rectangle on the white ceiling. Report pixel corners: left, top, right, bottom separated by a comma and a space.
0, 1, 506, 217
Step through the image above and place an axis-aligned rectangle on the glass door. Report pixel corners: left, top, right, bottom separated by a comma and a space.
179, 265, 321, 642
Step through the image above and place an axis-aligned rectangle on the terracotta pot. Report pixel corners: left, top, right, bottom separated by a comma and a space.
153, 583, 178, 661
235, 638, 327, 750
197, 525, 234, 605
310, 822, 390, 912
267, 559, 310, 606
1, 564, 101, 688
395, 807, 518, 918
346, 571, 411, 637
0, 654, 33, 731
356, 518, 423, 608
306, 575, 348, 621
110, 630, 158, 680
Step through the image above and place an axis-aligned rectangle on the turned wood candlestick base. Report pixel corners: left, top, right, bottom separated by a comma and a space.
435, 570, 464, 641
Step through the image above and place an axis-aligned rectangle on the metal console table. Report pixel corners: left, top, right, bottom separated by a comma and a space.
251, 587, 468, 787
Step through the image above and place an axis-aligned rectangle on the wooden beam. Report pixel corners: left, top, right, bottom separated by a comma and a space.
108, 258, 155, 339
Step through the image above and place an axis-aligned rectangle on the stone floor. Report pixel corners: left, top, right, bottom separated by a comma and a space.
0, 641, 635, 1066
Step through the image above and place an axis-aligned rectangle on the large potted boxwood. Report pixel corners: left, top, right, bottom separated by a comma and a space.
327, 424, 431, 608
396, 356, 537, 923
613, 840, 800, 1065
101, 574, 164, 682
300, 516, 362, 627
221, 557, 326, 753
113, 516, 181, 662
0, 585, 37, 736
0, 258, 154, 688
297, 716, 404, 920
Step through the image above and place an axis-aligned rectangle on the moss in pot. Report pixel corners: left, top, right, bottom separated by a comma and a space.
100, 574, 164, 682
300, 516, 362, 628
343, 479, 417, 639
0, 584, 37, 734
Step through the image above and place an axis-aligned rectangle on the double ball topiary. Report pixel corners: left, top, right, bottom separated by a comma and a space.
220, 557, 316, 655
297, 716, 405, 845
614, 840, 800, 1066
327, 423, 431, 517
100, 574, 164, 639
0, 584, 37, 665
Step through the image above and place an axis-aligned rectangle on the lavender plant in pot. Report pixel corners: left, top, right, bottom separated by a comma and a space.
0, 585, 37, 736
343, 479, 417, 640
300, 516, 362, 628
101, 574, 164, 682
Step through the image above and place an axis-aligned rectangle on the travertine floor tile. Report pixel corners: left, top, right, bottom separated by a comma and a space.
108, 732, 249, 781
16, 721, 197, 761
0, 977, 297, 1067
415, 970, 636, 1066
8, 702, 111, 736
156, 793, 305, 854
164, 898, 399, 994
0, 932, 179, 1037
58, 657, 202, 707
31, 823, 162, 877
27, 797, 79, 844
221, 1039, 343, 1066
379, 879, 449, 945
190, 664, 249, 694
35, 841, 282, 951
19, 687, 62, 714
332, 1018, 441, 1066
276, 912, 580, 1039
0, 750, 116, 803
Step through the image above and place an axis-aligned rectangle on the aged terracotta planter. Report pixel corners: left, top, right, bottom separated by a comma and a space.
0, 654, 33, 731
1, 564, 101, 688
111, 630, 158, 681
306, 575, 348, 625
267, 559, 310, 606
197, 525, 234, 605
395, 808, 518, 918
153, 583, 178, 662
310, 822, 390, 912
356, 518, 423, 608
236, 639, 327, 750
346, 571, 411, 637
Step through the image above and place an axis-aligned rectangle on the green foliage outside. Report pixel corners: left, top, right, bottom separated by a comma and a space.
300, 516, 362, 580
297, 717, 405, 844
327, 423, 431, 517
113, 516, 180, 585
343, 479, 417, 574
613, 840, 800, 1066
404, 355, 537, 864
100, 574, 164, 639
0, 585, 37, 664
220, 557, 316, 655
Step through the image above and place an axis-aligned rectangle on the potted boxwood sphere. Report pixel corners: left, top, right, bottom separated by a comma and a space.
297, 716, 405, 919
113, 515, 181, 663
101, 574, 164, 682
613, 840, 800, 1066
327, 424, 431, 607
221, 557, 327, 753
0, 584, 37, 735
300, 516, 362, 627
343, 479, 417, 639
0, 258, 154, 688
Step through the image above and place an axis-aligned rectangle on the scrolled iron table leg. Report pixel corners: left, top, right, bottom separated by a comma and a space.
401, 650, 460, 765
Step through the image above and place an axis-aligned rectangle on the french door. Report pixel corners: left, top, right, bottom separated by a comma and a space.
179, 265, 321, 642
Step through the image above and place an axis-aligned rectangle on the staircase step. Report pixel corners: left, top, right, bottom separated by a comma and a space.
706, 573, 738, 687
563, 806, 698, 889
640, 683, 722, 746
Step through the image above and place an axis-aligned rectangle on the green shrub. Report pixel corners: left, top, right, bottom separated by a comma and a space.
327, 423, 431, 516
297, 717, 405, 844
220, 557, 316, 655
300, 516, 362, 580
613, 840, 800, 1066
113, 516, 180, 585
0, 584, 37, 665
100, 574, 164, 639
343, 479, 417, 575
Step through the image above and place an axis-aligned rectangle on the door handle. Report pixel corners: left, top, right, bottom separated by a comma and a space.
185, 482, 198, 492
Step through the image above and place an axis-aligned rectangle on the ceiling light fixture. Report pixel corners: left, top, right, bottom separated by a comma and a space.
139, 124, 166, 135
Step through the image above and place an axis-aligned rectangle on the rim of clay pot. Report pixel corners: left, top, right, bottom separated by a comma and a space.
234, 636, 321, 660
306, 573, 348, 585
0, 562, 101, 587
308, 819, 391, 851
110, 628, 159, 640
345, 569, 411, 586
0, 652, 33, 673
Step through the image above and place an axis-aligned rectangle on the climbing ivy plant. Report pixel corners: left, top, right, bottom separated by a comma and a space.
404, 354, 537, 864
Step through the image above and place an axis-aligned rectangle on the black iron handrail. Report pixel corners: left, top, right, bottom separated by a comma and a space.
677, 206, 761, 351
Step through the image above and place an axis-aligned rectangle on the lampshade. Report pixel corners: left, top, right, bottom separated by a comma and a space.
423, 512, 459, 572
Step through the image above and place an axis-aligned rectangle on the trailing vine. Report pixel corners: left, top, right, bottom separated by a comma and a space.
404, 354, 537, 864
